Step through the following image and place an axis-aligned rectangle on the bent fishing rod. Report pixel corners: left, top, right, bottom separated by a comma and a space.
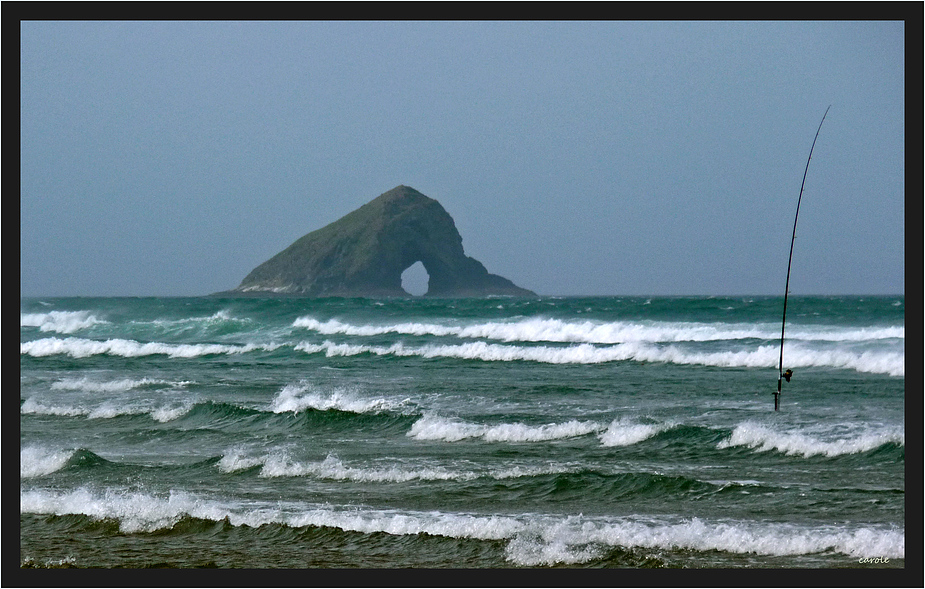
776, 105, 830, 411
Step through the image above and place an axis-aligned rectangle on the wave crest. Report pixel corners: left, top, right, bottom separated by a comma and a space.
717, 421, 904, 457
293, 315, 904, 345
295, 339, 903, 376
21, 396, 194, 422
20, 337, 278, 359
269, 382, 408, 414
20, 488, 904, 563
21, 310, 106, 334
407, 414, 605, 443
21, 447, 77, 478
600, 418, 672, 447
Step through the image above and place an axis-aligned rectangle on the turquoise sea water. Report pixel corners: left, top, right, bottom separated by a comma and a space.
20, 295, 904, 569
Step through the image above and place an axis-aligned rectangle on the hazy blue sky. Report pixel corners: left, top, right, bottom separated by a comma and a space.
21, 20, 904, 297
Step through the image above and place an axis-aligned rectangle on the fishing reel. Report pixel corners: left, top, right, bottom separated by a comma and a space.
775, 369, 793, 411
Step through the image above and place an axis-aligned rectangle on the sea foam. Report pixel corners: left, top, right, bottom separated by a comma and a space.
505, 516, 905, 566
295, 339, 903, 376
20, 330, 902, 376
20, 337, 278, 359
293, 315, 903, 344
50, 376, 189, 393
21, 447, 76, 478
407, 413, 605, 443
218, 448, 574, 482
717, 421, 904, 457
21, 310, 106, 334
21, 396, 193, 423
599, 418, 672, 447
20, 487, 904, 563
261, 453, 464, 482
269, 381, 408, 414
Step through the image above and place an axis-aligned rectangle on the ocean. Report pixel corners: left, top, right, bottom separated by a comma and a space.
20, 295, 904, 570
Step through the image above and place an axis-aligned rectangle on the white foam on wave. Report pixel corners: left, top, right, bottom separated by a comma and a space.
293, 315, 903, 345
22, 328, 900, 376
717, 421, 904, 457
294, 317, 457, 338
153, 310, 235, 325
150, 403, 195, 422
20, 397, 148, 419
408, 414, 670, 448
286, 505, 524, 542
19, 486, 522, 538
31, 377, 194, 422
87, 404, 146, 419
49, 376, 190, 393
297, 339, 632, 364
622, 342, 904, 377
262, 453, 464, 482
219, 448, 576, 482
782, 346, 905, 377
21, 396, 193, 422
295, 339, 903, 376
217, 447, 276, 473
269, 381, 408, 414
20, 487, 233, 534
293, 315, 771, 343
505, 516, 905, 566
599, 418, 671, 447
20, 398, 88, 418
142, 310, 254, 333
21, 310, 106, 334
20, 337, 278, 359
20, 447, 76, 478
407, 413, 605, 443
20, 487, 904, 562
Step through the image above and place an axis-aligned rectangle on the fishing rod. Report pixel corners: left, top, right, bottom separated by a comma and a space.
776, 105, 830, 411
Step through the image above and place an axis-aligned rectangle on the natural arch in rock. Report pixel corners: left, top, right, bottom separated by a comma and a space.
401, 261, 429, 296
223, 185, 535, 298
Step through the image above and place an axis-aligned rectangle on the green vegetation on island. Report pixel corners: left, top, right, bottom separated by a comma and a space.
218, 185, 535, 298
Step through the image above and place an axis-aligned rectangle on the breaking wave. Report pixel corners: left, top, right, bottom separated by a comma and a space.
406, 414, 672, 447
407, 413, 605, 443
293, 315, 903, 344
600, 418, 674, 447
218, 450, 469, 482
20, 487, 904, 563
21, 311, 107, 334
20, 337, 280, 359
21, 447, 78, 478
20, 396, 195, 422
717, 421, 905, 458
20, 335, 903, 376
49, 376, 191, 393
295, 339, 903, 376
269, 381, 409, 414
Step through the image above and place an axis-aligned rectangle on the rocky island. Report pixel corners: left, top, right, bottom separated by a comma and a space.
216, 186, 535, 298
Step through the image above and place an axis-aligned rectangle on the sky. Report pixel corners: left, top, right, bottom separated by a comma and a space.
20, 20, 905, 297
